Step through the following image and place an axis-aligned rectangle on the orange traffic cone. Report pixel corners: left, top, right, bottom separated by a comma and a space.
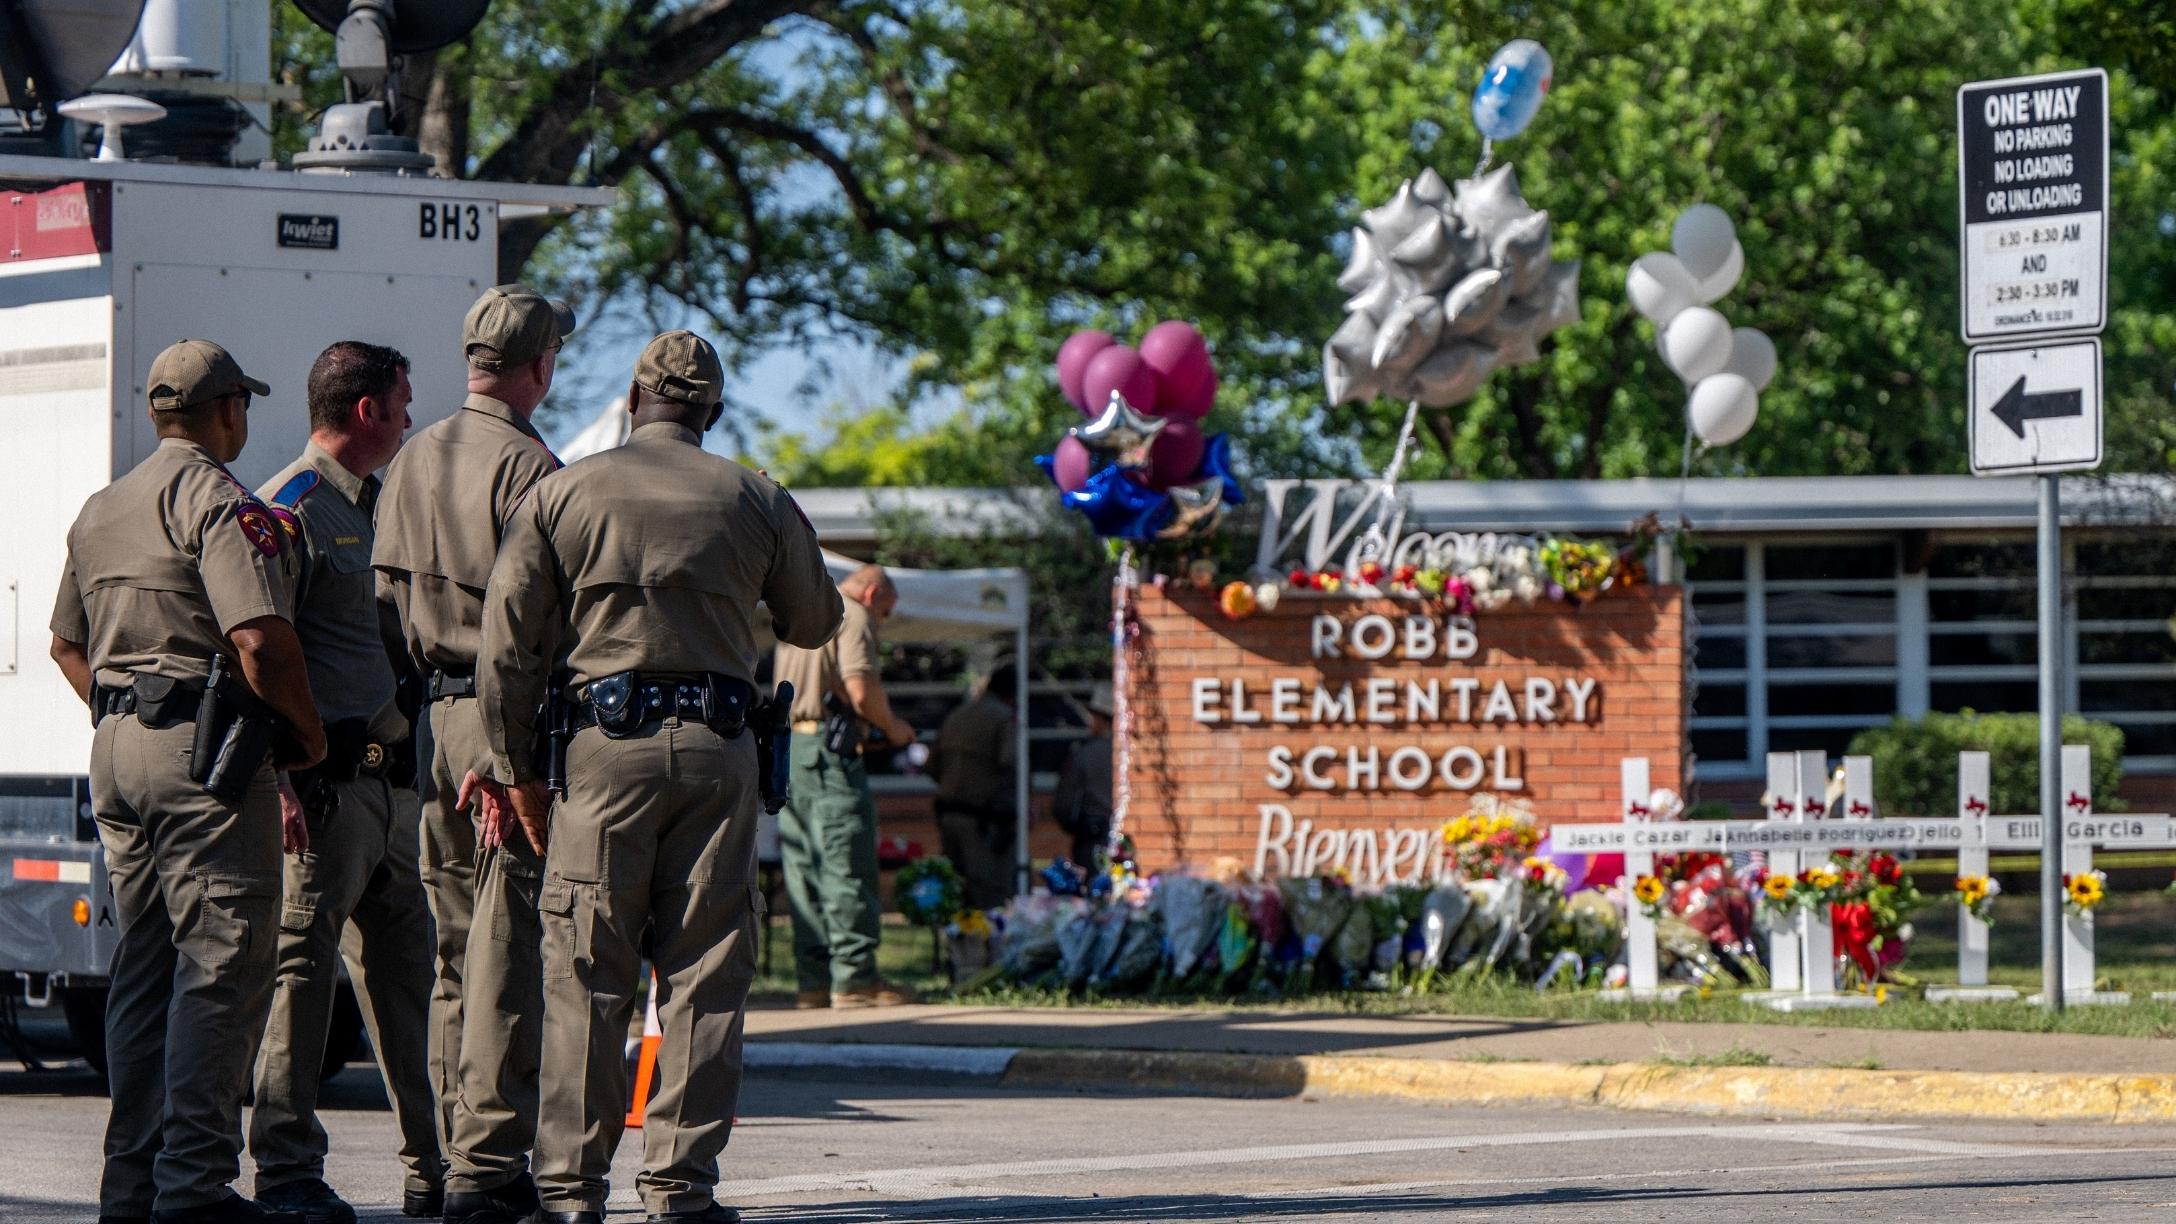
625, 975, 663, 1129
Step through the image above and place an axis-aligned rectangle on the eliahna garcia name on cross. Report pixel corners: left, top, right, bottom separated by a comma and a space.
1190, 612, 1602, 795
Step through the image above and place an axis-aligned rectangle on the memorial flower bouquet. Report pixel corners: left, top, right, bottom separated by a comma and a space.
1439, 798, 1542, 881
2064, 869, 2107, 916
1955, 874, 1999, 924
1631, 873, 1668, 920
1278, 875, 1356, 992
894, 856, 965, 929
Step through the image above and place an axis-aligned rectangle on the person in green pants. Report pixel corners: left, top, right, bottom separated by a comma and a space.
773, 565, 920, 1008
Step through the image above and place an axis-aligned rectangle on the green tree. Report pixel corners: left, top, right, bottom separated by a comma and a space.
273, 1, 2176, 484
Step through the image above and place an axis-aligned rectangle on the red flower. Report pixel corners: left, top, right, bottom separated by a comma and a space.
1842, 870, 1862, 891
1869, 854, 1902, 885
1288, 567, 1311, 587
1831, 900, 1882, 981
1393, 564, 1418, 586
1358, 561, 1386, 585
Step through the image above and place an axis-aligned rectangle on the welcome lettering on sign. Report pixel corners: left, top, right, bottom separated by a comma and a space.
1121, 584, 1688, 883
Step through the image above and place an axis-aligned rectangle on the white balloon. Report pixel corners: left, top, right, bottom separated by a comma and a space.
1720, 326, 1777, 391
1659, 306, 1733, 383
1625, 252, 1699, 325
1688, 372, 1758, 448
1670, 203, 1737, 282
1692, 239, 1743, 303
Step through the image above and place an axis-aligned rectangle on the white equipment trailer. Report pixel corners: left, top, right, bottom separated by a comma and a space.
0, 0, 611, 1071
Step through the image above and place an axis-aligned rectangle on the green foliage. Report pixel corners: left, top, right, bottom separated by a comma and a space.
272, 1, 2176, 483
1847, 712, 2127, 818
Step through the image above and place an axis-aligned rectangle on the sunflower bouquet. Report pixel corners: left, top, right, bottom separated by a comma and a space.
1955, 874, 1999, 925
2063, 869, 2108, 916
1438, 799, 1542, 881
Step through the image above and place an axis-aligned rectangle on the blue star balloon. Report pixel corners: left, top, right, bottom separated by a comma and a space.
1198, 432, 1245, 505
1064, 464, 1173, 539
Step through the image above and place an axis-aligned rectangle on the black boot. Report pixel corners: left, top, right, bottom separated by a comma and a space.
647, 1205, 742, 1224
255, 1179, 357, 1224
443, 1177, 538, 1224
403, 1181, 446, 1218
530, 1212, 604, 1224
151, 1194, 305, 1224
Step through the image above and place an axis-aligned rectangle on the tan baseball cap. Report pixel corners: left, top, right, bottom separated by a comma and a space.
147, 339, 269, 412
463, 283, 576, 371
633, 330, 724, 408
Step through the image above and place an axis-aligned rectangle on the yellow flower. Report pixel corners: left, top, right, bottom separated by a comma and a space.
2066, 872, 2105, 910
1955, 875, 1990, 906
1632, 875, 1666, 906
1806, 866, 1840, 890
952, 909, 991, 938
1763, 874, 1795, 902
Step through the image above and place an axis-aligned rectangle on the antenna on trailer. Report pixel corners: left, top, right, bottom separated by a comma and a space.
57, 91, 165, 159
288, 0, 489, 174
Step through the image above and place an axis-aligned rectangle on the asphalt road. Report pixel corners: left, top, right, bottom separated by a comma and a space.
3, 1051, 2173, 1222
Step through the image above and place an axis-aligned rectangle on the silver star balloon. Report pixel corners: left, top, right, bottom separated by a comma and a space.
1322, 159, 1582, 410
1156, 477, 1228, 539
1071, 390, 1166, 472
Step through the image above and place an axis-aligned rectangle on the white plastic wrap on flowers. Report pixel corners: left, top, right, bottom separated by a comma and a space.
1152, 874, 1226, 978
1000, 894, 1087, 980
1324, 164, 1581, 409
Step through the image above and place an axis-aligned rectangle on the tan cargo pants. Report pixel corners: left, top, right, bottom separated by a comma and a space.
249, 773, 443, 1195
534, 719, 761, 1217
422, 695, 543, 1195
91, 713, 281, 1216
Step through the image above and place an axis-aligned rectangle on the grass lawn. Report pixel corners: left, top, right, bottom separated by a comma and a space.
753, 888, 2176, 1040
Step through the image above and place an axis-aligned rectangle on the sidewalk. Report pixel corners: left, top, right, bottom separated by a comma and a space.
745, 1003, 2176, 1123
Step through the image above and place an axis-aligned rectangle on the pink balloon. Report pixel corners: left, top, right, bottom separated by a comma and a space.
1056, 330, 1117, 411
1081, 344, 1161, 416
1140, 320, 1211, 409
1160, 364, 1218, 421
1136, 418, 1205, 490
1052, 434, 1094, 492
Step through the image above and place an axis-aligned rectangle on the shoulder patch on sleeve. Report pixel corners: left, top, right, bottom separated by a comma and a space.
234, 500, 284, 557
269, 468, 321, 509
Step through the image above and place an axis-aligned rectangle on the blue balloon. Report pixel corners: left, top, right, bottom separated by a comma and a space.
1198, 432, 1245, 506
1471, 39, 1553, 142
1063, 464, 1173, 539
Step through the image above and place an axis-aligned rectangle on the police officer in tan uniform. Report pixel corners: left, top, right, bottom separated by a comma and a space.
49, 340, 327, 1224
467, 331, 841, 1224
248, 342, 444, 1223
372, 286, 572, 1224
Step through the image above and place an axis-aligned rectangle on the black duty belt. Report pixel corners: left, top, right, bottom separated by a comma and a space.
429, 670, 476, 700
90, 673, 204, 728
568, 671, 753, 739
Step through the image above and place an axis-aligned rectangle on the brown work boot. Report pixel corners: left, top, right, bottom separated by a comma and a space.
793, 990, 831, 1010
831, 980, 919, 1008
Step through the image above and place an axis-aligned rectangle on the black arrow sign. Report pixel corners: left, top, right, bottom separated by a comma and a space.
1992, 376, 2083, 439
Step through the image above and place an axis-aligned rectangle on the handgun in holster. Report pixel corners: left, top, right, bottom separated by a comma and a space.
820, 689, 861, 756
537, 673, 573, 798
755, 681, 795, 815
190, 654, 285, 807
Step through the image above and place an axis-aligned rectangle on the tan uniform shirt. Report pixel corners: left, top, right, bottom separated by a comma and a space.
259, 442, 400, 729
774, 598, 878, 724
372, 393, 559, 677
476, 421, 843, 783
930, 695, 1017, 817
51, 437, 296, 685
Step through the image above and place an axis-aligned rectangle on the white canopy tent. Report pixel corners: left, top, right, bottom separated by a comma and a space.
558, 396, 1034, 893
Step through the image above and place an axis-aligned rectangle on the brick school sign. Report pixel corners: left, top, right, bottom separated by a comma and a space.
1120, 584, 1687, 883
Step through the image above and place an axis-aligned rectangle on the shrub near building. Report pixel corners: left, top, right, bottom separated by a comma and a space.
1849, 713, 2125, 818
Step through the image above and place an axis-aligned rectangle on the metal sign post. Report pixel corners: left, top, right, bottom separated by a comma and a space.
1959, 67, 2109, 1011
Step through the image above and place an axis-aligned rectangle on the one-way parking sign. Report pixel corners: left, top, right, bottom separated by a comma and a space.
1968, 338, 2102, 476
1956, 69, 2108, 343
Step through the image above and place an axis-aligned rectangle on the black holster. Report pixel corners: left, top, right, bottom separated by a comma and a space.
539, 673, 572, 798
189, 655, 281, 806
754, 681, 795, 815
286, 718, 370, 828
820, 689, 861, 756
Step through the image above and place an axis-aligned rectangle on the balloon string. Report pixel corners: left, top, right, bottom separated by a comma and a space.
1106, 546, 1138, 859
1363, 399, 1423, 561
1474, 138, 1494, 177
1674, 415, 1695, 576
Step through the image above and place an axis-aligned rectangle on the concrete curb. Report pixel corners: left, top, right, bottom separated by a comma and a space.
749, 1041, 2176, 1125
